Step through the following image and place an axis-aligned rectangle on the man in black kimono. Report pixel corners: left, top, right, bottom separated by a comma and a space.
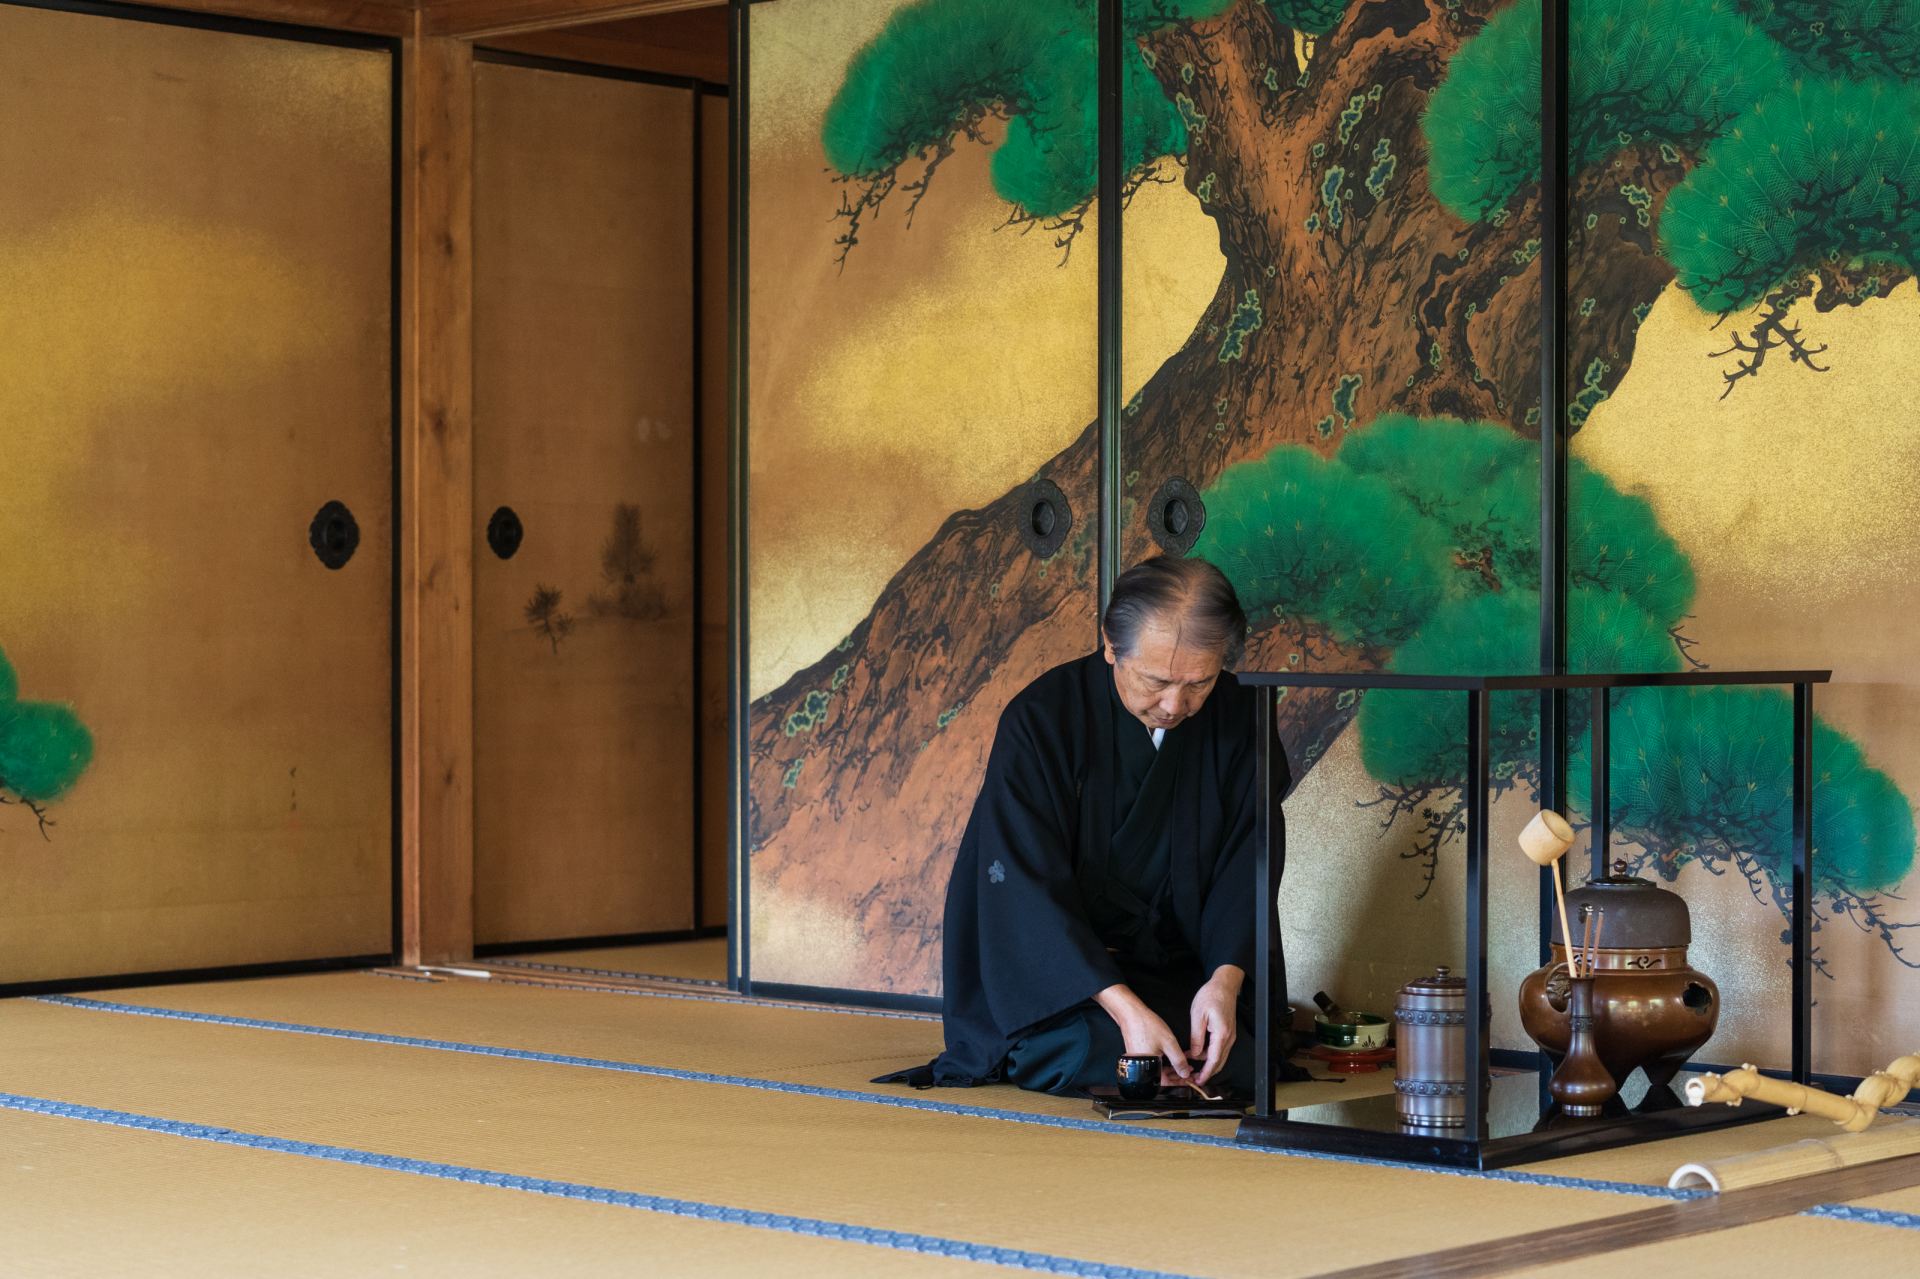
886, 555, 1288, 1097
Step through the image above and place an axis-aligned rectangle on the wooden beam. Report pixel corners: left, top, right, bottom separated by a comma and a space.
399, 23, 477, 966
423, 0, 720, 41
1309, 1152, 1920, 1279
477, 25, 726, 82
127, 0, 413, 37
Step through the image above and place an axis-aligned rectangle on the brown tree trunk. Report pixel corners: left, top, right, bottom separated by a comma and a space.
746, 0, 1683, 994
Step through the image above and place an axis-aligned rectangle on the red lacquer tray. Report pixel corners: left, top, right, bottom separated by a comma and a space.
1307, 1044, 1396, 1074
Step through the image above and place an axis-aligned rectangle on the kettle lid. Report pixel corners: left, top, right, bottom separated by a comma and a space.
1553, 860, 1692, 948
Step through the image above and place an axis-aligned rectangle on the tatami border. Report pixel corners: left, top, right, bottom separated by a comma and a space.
0, 1090, 1197, 1279
38, 994, 1688, 1200
1802, 1202, 1920, 1230
452, 973, 941, 1021
485, 958, 727, 988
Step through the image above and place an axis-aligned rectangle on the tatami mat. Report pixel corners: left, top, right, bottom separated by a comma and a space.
1521, 1110, 1844, 1186
491, 939, 728, 983
1841, 1185, 1920, 1214
124, 970, 944, 1086
0, 993, 1659, 1279
87, 970, 1398, 1133
0, 1105, 986, 1278
3, 973, 1905, 1276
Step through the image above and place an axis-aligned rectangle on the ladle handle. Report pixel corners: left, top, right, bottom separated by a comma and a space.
1552, 860, 1581, 979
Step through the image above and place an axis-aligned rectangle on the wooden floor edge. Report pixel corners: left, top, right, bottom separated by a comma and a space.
1307, 1151, 1920, 1278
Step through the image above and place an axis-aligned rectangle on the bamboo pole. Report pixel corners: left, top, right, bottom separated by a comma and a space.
1685, 1054, 1920, 1134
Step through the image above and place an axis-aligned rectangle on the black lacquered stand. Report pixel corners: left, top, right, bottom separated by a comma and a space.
1239, 669, 1829, 1169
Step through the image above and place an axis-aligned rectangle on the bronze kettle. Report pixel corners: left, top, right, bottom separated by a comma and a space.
1518, 861, 1719, 1098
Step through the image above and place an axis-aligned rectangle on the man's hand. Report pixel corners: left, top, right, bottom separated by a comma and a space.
1188, 966, 1244, 1086
1095, 984, 1192, 1085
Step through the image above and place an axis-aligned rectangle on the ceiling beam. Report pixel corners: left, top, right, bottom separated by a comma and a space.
478, 27, 727, 82
423, 0, 721, 40
132, 0, 413, 37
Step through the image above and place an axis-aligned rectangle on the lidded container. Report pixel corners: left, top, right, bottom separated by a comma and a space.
1394, 966, 1467, 1129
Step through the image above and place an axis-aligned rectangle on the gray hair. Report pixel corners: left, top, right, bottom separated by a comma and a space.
1102, 555, 1247, 667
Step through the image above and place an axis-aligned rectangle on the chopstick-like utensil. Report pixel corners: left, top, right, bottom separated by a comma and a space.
1580, 904, 1594, 979
1177, 1072, 1226, 1102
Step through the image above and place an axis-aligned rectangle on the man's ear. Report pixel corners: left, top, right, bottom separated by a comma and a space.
1101, 630, 1116, 666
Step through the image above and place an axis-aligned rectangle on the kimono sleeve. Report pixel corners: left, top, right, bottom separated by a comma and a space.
967, 701, 1124, 1036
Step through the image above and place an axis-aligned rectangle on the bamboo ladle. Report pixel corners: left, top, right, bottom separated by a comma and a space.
1518, 809, 1582, 976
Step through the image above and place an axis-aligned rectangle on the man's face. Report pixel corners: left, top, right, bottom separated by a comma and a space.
1103, 614, 1226, 732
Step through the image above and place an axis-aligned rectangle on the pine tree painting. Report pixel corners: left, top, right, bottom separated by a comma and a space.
750, 0, 1920, 990
524, 585, 575, 654
0, 644, 94, 839
588, 503, 669, 620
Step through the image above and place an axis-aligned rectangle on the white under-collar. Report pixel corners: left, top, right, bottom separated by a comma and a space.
1151, 727, 1165, 750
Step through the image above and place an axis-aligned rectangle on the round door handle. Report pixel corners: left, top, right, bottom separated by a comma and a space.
1015, 478, 1072, 559
487, 506, 524, 560
1145, 477, 1205, 555
308, 501, 360, 570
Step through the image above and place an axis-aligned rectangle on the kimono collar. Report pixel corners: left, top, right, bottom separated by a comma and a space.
1077, 653, 1205, 936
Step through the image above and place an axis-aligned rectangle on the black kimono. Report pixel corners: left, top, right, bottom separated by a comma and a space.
885, 650, 1289, 1095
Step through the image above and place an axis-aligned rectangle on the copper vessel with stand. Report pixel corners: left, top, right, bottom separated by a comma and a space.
1519, 861, 1720, 1100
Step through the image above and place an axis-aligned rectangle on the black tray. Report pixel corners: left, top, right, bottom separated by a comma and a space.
1087, 1083, 1249, 1119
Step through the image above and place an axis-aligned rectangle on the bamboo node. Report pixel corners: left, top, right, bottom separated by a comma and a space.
1685, 1053, 1919, 1133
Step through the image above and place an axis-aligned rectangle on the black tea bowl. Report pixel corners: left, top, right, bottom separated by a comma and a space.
1116, 1054, 1162, 1101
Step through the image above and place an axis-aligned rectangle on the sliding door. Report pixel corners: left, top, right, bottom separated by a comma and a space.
744, 0, 1100, 996
471, 56, 700, 946
0, 2, 395, 983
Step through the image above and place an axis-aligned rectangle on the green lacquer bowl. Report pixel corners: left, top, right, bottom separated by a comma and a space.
1313, 1011, 1392, 1051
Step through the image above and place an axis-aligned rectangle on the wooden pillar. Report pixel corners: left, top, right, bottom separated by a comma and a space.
399, 25, 476, 965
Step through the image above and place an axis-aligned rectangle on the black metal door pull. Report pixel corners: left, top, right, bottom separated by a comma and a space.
309, 501, 360, 570
486, 506, 524, 560
1016, 478, 1072, 558
1146, 477, 1204, 555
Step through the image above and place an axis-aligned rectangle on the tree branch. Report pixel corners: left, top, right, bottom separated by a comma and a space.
1710, 298, 1831, 399
0, 792, 56, 841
